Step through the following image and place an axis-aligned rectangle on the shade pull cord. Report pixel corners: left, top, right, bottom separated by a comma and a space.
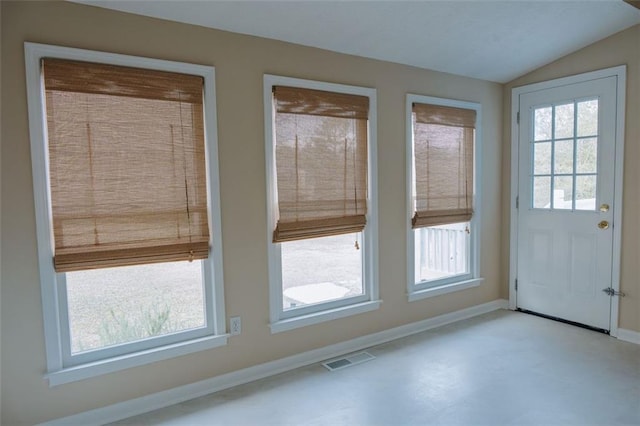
85, 92, 99, 246
178, 92, 193, 252
294, 115, 300, 222
464, 129, 471, 211
353, 120, 359, 215
170, 124, 181, 239
353, 120, 359, 251
343, 136, 348, 216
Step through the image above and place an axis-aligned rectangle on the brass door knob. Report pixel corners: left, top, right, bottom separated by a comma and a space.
598, 220, 609, 230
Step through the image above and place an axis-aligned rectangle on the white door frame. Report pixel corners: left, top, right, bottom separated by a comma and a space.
509, 66, 626, 337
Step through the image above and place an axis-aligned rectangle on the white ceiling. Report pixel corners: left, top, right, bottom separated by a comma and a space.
74, 1, 640, 83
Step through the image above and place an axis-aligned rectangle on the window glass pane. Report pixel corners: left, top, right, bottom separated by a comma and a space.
554, 139, 574, 174
534, 107, 552, 141
553, 176, 574, 209
577, 99, 598, 137
281, 233, 362, 310
533, 176, 551, 209
533, 142, 551, 175
554, 103, 574, 139
66, 261, 205, 354
414, 222, 469, 283
576, 138, 597, 174
575, 175, 597, 211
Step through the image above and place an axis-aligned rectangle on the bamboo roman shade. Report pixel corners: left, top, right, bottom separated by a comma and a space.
43, 58, 209, 272
272, 86, 369, 242
412, 103, 475, 228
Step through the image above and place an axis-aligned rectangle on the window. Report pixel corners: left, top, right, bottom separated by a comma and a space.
406, 95, 482, 301
264, 75, 379, 333
25, 43, 226, 385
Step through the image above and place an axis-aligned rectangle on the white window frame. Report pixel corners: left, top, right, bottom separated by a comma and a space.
24, 42, 227, 386
406, 94, 483, 302
264, 75, 380, 333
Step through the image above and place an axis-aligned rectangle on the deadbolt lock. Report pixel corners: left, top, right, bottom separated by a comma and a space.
597, 220, 609, 230
599, 204, 610, 212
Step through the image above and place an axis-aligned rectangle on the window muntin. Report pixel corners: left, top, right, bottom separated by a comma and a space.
25, 43, 226, 382
531, 99, 599, 211
406, 95, 480, 294
265, 75, 378, 329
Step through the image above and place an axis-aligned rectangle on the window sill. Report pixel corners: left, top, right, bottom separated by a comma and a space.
270, 300, 382, 334
46, 334, 229, 387
408, 278, 484, 302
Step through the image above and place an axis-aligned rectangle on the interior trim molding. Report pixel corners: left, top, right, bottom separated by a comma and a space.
40, 298, 508, 426
617, 328, 640, 345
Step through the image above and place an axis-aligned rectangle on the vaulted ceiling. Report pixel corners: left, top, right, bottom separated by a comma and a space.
74, 1, 640, 83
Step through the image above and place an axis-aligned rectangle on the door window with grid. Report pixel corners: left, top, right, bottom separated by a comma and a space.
531, 99, 599, 210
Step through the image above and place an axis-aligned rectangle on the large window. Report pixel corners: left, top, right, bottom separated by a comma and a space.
264, 75, 379, 333
25, 43, 226, 385
406, 95, 482, 301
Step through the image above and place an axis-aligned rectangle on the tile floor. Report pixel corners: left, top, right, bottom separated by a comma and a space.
112, 310, 640, 425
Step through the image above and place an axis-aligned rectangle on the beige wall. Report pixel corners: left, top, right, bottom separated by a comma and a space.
501, 25, 640, 332
0, 2, 503, 424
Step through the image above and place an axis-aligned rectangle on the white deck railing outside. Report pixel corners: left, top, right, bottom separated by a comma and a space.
417, 222, 468, 280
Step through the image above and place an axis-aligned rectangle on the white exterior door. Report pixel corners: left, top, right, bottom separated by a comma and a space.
515, 74, 621, 332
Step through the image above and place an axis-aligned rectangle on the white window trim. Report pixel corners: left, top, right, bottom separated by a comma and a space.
24, 42, 228, 386
264, 74, 380, 333
405, 94, 483, 302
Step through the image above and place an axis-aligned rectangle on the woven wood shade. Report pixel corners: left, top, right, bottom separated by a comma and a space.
43, 58, 209, 272
412, 103, 475, 228
272, 86, 369, 242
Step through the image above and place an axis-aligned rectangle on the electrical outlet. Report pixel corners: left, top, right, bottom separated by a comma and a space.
230, 316, 241, 336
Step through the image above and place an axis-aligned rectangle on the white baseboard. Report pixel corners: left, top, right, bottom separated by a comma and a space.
41, 299, 509, 426
617, 328, 640, 345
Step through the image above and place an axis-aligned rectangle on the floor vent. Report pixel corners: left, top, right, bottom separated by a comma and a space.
322, 351, 375, 371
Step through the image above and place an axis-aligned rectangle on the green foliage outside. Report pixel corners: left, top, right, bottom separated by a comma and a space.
98, 302, 176, 348
67, 261, 205, 354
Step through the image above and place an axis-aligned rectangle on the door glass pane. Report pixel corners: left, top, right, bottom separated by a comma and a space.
554, 103, 574, 139
533, 176, 551, 209
577, 99, 598, 137
554, 139, 574, 174
575, 175, 597, 211
534, 107, 552, 141
576, 138, 597, 174
553, 176, 573, 209
534, 142, 551, 174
